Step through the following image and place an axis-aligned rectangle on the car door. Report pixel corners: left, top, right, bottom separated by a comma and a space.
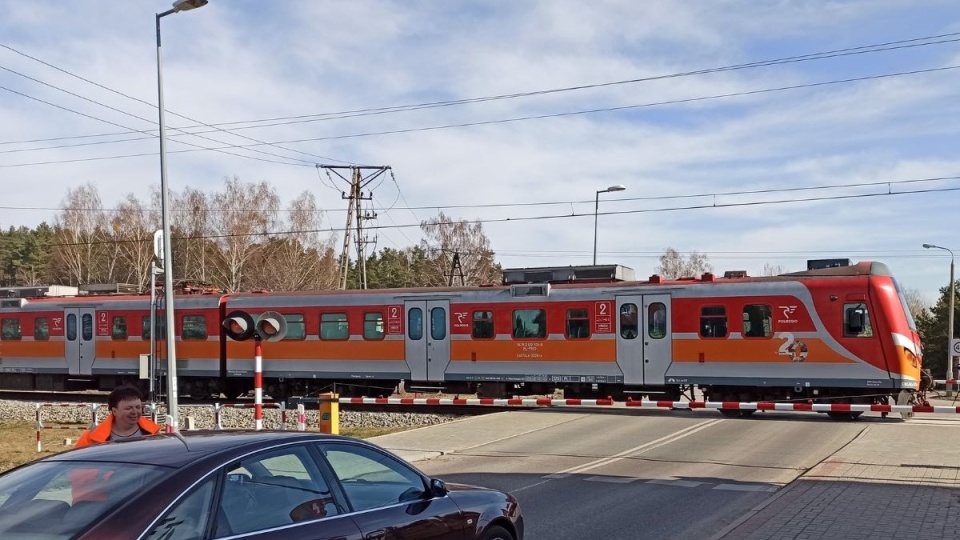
142, 444, 364, 540
317, 442, 465, 540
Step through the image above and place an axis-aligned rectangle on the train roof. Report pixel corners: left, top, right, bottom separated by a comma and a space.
0, 261, 894, 307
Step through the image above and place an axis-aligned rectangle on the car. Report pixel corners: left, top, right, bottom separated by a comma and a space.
0, 431, 524, 540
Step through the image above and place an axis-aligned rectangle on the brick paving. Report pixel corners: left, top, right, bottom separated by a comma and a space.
714, 414, 960, 540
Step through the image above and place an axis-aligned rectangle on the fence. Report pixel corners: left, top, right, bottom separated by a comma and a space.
34, 403, 99, 452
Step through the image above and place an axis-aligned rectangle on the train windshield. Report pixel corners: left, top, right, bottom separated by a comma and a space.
893, 278, 918, 332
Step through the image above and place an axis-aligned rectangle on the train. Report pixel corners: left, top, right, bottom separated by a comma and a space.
0, 259, 924, 419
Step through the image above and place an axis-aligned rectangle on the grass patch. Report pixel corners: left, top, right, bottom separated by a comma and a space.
0, 422, 411, 473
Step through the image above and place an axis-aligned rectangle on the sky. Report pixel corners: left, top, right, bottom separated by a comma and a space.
1, 0, 959, 305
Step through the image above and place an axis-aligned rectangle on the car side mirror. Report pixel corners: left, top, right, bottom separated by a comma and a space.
429, 478, 448, 497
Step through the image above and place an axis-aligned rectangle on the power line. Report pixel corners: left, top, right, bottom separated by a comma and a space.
4, 31, 957, 146
0, 43, 357, 166
2, 62, 957, 169
2, 173, 956, 214
36, 183, 960, 248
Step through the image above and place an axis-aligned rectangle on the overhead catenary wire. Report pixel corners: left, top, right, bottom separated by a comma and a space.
2, 63, 958, 169
2, 31, 958, 146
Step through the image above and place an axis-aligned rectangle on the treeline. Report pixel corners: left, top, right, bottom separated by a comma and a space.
0, 177, 501, 292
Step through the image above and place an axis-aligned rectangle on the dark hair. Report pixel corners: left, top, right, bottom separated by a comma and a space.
108, 385, 144, 410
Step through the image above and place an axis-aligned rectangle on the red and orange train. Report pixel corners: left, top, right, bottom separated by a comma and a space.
0, 260, 923, 417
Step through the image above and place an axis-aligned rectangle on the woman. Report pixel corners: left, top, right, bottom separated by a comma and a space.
75, 385, 161, 448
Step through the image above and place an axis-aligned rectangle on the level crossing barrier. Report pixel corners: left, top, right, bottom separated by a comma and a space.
34, 403, 99, 452
334, 396, 960, 414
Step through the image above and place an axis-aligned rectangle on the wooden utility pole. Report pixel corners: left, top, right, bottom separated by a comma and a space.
317, 164, 391, 289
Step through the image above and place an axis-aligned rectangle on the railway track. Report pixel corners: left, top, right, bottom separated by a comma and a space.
0, 390, 507, 417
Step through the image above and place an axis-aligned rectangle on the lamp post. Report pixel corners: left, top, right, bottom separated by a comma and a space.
593, 184, 626, 265
923, 243, 955, 395
157, 0, 208, 431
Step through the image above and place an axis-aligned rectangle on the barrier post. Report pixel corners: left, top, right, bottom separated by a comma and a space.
148, 402, 159, 424
279, 402, 287, 431
164, 415, 176, 434
254, 339, 263, 431
297, 404, 306, 431
89, 404, 99, 430
35, 404, 42, 452
319, 392, 339, 434
213, 403, 223, 430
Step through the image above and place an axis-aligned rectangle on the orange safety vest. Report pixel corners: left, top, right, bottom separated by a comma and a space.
74, 414, 161, 448
71, 415, 162, 503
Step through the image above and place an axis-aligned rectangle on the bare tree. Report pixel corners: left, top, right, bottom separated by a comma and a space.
111, 194, 157, 290
172, 187, 211, 283
250, 191, 337, 290
901, 287, 931, 321
656, 248, 713, 279
207, 176, 280, 292
419, 212, 500, 286
50, 182, 111, 285
761, 263, 790, 276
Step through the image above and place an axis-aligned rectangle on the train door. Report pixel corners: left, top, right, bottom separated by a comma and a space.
616, 295, 672, 385
64, 308, 96, 376
403, 300, 451, 382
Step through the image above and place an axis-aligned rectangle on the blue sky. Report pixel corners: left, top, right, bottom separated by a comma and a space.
1, 1, 959, 304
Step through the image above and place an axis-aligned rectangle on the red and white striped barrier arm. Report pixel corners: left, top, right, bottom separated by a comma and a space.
625, 400, 960, 414
339, 397, 616, 407
34, 403, 101, 452
934, 379, 958, 386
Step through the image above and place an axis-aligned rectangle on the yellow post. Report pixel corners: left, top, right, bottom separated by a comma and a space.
319, 392, 339, 434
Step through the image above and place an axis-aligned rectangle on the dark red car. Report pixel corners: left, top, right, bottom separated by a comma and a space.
0, 431, 523, 540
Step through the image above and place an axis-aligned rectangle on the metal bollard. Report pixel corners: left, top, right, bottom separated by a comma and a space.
213, 403, 223, 430
279, 402, 287, 431
35, 404, 43, 452
297, 404, 306, 431
89, 404, 99, 430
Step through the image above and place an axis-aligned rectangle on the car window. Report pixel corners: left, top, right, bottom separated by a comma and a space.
0, 461, 166, 539
320, 443, 428, 512
143, 476, 216, 540
215, 445, 339, 537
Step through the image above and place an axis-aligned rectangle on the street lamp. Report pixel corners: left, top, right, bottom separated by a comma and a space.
593, 184, 626, 265
923, 243, 955, 395
157, 0, 208, 432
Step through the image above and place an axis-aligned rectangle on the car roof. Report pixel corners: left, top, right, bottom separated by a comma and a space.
45, 431, 357, 468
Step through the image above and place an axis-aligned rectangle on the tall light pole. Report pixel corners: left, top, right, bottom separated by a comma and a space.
157, 0, 208, 431
593, 184, 626, 265
923, 243, 955, 395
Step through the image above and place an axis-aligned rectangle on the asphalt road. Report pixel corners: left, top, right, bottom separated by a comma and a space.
413, 410, 880, 540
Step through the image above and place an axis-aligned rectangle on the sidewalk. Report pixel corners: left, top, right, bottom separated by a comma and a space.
713, 399, 960, 540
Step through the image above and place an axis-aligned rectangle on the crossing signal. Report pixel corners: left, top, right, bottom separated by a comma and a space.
222, 311, 287, 341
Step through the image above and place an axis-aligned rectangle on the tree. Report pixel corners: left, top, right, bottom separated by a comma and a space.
50, 182, 112, 286
207, 176, 280, 292
916, 280, 959, 378
418, 212, 500, 287
656, 248, 713, 279
248, 191, 338, 291
761, 263, 789, 276
901, 287, 931, 322
111, 194, 157, 290
362, 246, 434, 289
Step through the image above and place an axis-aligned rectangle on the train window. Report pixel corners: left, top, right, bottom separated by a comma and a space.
700, 306, 727, 338
82, 314, 93, 341
67, 314, 77, 341
472, 311, 495, 339
34, 317, 49, 341
843, 303, 873, 337
430, 308, 446, 340
408, 308, 423, 340
112, 316, 128, 340
182, 315, 207, 340
620, 304, 638, 339
320, 313, 349, 340
648, 303, 667, 339
742, 304, 772, 338
364, 312, 385, 340
565, 309, 590, 339
283, 314, 305, 340
142, 316, 167, 340
1, 318, 21, 340
512, 309, 546, 339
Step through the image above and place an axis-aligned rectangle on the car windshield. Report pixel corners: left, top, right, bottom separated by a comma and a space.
0, 460, 167, 539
